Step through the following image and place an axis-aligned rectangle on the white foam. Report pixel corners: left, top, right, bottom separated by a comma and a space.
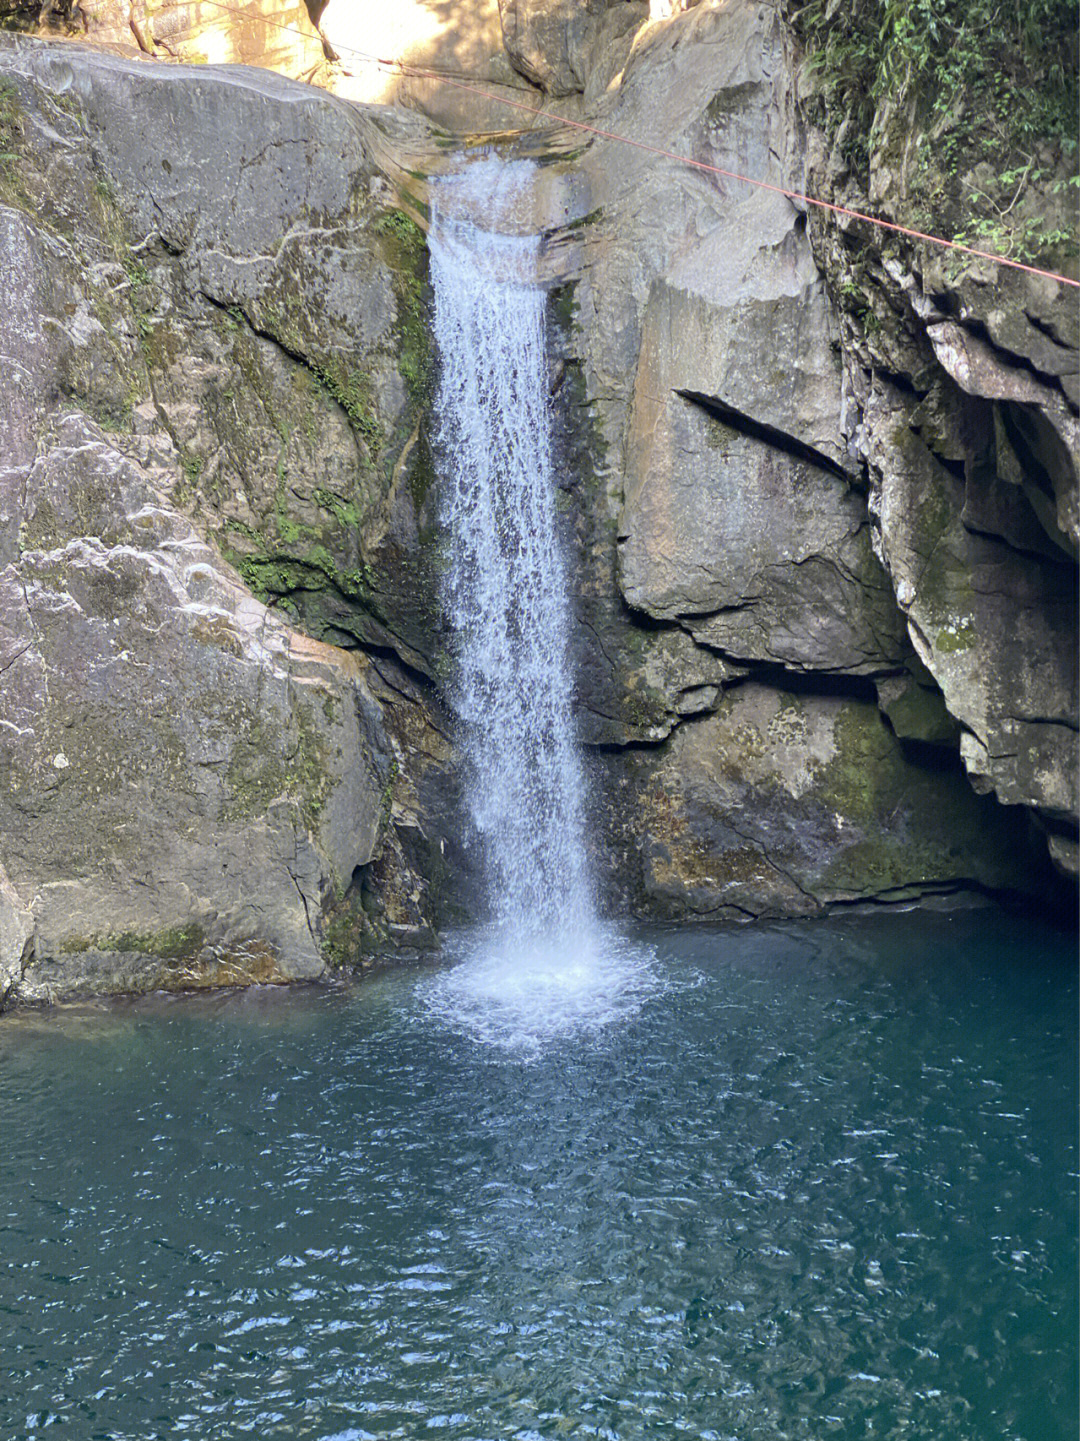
418, 926, 663, 1059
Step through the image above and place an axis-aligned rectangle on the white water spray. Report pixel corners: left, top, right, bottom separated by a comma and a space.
421, 159, 657, 1053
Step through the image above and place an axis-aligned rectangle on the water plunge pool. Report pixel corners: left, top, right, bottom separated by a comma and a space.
2, 908, 1076, 1439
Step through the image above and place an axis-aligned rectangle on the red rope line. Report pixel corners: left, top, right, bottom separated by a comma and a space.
183, 0, 1080, 289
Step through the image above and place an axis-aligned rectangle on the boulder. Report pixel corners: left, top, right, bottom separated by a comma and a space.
0, 37, 445, 1003
3, 410, 391, 1002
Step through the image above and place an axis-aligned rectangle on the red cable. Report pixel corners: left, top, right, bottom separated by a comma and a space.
182, 0, 1080, 290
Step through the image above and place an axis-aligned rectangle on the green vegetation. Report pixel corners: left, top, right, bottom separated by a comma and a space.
374, 207, 432, 408
93, 395, 134, 432
0, 76, 28, 204
0, 76, 19, 165
564, 207, 604, 232
790, 0, 1078, 265
49, 86, 82, 120
322, 885, 384, 968
309, 357, 382, 455
250, 293, 383, 461
179, 449, 203, 486
121, 252, 151, 288
322, 896, 366, 968
312, 487, 361, 530
373, 207, 424, 250
935, 619, 976, 652
220, 519, 376, 620
60, 925, 204, 959
222, 707, 330, 828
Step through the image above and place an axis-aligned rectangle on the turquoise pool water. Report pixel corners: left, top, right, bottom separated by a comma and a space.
2, 909, 1076, 1439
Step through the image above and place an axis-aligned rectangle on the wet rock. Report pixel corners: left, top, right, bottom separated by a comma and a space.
608, 684, 1027, 918
0, 864, 33, 1005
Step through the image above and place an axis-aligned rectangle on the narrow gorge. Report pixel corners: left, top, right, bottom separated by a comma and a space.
0, 0, 1076, 1007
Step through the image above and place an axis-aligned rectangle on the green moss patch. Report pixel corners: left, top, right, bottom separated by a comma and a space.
60, 924, 205, 959
0, 76, 25, 201
374, 206, 432, 413
222, 706, 330, 828
935, 620, 976, 653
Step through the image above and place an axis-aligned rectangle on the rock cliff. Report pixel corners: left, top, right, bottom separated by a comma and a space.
0, 40, 449, 1004
519, 0, 1075, 916
0, 0, 1075, 1005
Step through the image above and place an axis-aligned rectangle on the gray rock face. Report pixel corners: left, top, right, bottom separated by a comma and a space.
567, 0, 908, 692
541, 0, 1074, 899
0, 0, 1074, 1010
602, 683, 1024, 919
864, 377, 1077, 824
498, 0, 648, 99
1, 403, 390, 1002
0, 36, 444, 1004
0, 864, 33, 1007
617, 385, 904, 674
774, 21, 1078, 873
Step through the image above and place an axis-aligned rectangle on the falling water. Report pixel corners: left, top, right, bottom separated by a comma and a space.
431, 161, 593, 938
422, 159, 658, 1052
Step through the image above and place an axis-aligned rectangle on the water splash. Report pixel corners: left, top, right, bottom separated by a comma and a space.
424, 159, 657, 1051
421, 927, 663, 1060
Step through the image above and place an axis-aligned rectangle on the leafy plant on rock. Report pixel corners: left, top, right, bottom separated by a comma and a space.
788, 0, 1079, 265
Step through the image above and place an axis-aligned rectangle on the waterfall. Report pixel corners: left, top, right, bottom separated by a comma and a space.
420, 158, 657, 1054
430, 161, 594, 941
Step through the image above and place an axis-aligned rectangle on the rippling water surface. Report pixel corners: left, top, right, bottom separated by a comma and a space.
2, 910, 1076, 1440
